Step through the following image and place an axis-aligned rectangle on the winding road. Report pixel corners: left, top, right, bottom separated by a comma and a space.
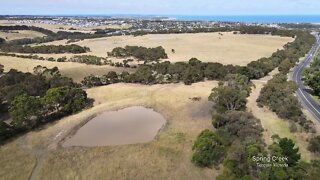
291, 32, 320, 123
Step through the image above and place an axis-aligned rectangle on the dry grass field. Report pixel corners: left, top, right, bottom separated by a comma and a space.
0, 56, 134, 82
39, 32, 293, 65
0, 138, 36, 180
0, 81, 221, 180
0, 30, 46, 41
0, 29, 315, 179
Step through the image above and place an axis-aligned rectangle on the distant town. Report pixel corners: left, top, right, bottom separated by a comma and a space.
0, 15, 283, 35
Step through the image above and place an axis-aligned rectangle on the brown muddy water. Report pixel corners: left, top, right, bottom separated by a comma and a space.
62, 106, 167, 147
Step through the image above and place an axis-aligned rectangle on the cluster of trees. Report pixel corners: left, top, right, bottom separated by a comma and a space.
193, 126, 315, 179
0, 65, 88, 142
191, 66, 320, 179
208, 74, 251, 112
82, 71, 128, 88
192, 109, 265, 178
257, 73, 315, 132
81, 58, 232, 86
303, 53, 320, 96
192, 73, 263, 174
69, 55, 107, 65
107, 46, 168, 61
1, 44, 90, 54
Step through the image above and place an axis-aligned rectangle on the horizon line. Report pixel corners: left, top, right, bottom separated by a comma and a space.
1, 14, 320, 16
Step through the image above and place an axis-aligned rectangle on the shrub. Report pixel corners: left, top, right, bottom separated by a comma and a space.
308, 136, 320, 153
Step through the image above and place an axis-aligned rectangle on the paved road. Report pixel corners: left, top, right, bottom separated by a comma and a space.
291, 33, 320, 123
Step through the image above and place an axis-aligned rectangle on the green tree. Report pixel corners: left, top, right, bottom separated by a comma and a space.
42, 87, 87, 116
305, 71, 320, 96
270, 137, 301, 167
209, 86, 247, 113
225, 74, 251, 95
278, 58, 294, 74
9, 94, 42, 130
278, 138, 301, 166
192, 129, 226, 167
106, 71, 119, 83
213, 111, 263, 142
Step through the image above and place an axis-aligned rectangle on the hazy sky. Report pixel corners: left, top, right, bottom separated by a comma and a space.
1, 0, 320, 15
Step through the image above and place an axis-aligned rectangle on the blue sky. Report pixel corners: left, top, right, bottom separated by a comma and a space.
1, 0, 320, 15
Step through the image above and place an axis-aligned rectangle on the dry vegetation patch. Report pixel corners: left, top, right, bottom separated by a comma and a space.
0, 139, 36, 180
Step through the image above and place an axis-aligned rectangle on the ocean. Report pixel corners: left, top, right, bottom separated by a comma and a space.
169, 15, 320, 24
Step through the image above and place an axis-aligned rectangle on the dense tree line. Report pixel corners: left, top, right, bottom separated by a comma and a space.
0, 65, 88, 142
69, 55, 107, 65
1, 44, 90, 54
239, 25, 296, 37
257, 73, 315, 132
303, 52, 320, 96
0, 25, 55, 36
131, 27, 234, 36
192, 72, 319, 179
82, 71, 126, 88
280, 23, 320, 30
81, 58, 230, 87
192, 115, 314, 179
131, 25, 298, 38
108, 46, 168, 61
245, 31, 314, 79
